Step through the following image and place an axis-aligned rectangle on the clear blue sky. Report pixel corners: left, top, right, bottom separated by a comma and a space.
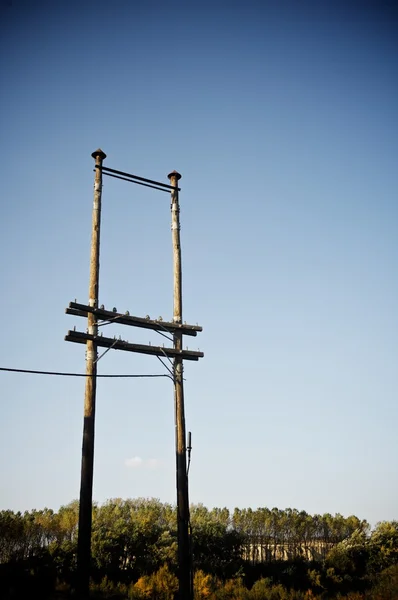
0, 0, 397, 527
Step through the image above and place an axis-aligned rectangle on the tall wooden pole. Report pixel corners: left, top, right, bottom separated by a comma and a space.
168, 170, 192, 600
76, 148, 106, 599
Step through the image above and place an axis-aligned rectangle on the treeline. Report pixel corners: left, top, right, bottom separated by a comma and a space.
0, 498, 397, 599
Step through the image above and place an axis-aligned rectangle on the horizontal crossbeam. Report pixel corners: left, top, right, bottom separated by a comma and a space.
66, 302, 202, 337
65, 331, 204, 361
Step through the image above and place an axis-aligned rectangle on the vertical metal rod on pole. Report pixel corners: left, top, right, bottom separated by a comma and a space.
76, 148, 106, 599
168, 170, 192, 600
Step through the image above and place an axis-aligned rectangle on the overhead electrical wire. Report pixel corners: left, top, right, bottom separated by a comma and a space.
0, 367, 172, 379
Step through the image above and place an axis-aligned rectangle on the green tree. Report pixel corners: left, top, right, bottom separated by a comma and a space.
191, 504, 244, 577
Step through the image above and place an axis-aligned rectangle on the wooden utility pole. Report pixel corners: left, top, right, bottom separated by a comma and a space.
66, 157, 203, 599
76, 148, 106, 599
168, 170, 192, 600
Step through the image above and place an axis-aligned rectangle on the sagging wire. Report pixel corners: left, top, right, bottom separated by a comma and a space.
0, 367, 172, 380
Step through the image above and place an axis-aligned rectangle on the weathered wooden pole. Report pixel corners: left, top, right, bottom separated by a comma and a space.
168, 170, 192, 600
76, 148, 106, 599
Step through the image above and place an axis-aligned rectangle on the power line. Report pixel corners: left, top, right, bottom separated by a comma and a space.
0, 367, 171, 379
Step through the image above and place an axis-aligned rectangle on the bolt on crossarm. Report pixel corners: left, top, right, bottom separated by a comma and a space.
76, 148, 106, 599
168, 170, 192, 600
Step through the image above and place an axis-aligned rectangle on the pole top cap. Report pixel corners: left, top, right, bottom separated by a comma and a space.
167, 170, 182, 181
91, 148, 107, 160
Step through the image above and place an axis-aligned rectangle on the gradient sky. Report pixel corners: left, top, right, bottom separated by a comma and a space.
0, 0, 397, 527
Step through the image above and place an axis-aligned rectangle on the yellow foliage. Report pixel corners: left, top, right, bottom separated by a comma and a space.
134, 564, 178, 600
135, 574, 152, 598
194, 569, 215, 599
220, 577, 248, 599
